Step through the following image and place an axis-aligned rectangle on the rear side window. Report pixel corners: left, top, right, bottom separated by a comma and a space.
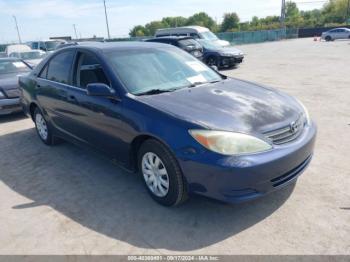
190, 33, 200, 39
46, 51, 75, 84
74, 52, 109, 88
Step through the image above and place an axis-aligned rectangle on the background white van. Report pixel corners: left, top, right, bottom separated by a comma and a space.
155, 26, 230, 47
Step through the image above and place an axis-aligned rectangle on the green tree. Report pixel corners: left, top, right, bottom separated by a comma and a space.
162, 16, 188, 27
145, 21, 169, 36
322, 0, 348, 24
186, 12, 218, 31
285, 1, 304, 27
129, 25, 148, 37
221, 12, 240, 32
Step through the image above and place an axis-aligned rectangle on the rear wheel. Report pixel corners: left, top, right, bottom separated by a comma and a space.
34, 108, 60, 145
138, 139, 188, 206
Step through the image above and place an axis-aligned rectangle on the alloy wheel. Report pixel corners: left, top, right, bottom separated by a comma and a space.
35, 113, 48, 141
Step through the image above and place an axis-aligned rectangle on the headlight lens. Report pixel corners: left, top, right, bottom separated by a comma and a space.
296, 99, 310, 125
220, 52, 234, 57
189, 130, 272, 155
0, 90, 5, 99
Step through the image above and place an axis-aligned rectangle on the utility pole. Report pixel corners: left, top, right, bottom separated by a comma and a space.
13, 15, 22, 44
73, 24, 78, 39
280, 0, 286, 28
347, 0, 350, 25
103, 0, 111, 39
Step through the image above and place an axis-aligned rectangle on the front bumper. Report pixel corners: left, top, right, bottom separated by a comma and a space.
178, 122, 317, 203
0, 98, 22, 115
220, 55, 244, 67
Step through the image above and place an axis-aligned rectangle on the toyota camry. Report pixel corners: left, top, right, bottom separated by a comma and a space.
19, 42, 316, 206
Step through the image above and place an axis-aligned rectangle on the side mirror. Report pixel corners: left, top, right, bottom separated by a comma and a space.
86, 83, 116, 97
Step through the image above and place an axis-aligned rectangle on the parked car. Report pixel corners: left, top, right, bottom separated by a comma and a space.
0, 58, 31, 115
55, 41, 103, 50
5, 44, 31, 56
0, 52, 7, 58
321, 28, 350, 41
155, 26, 230, 47
8, 50, 46, 68
20, 42, 316, 206
146, 36, 203, 60
27, 40, 67, 52
197, 39, 244, 69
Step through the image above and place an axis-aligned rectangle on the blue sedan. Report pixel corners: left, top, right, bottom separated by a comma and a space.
19, 42, 316, 206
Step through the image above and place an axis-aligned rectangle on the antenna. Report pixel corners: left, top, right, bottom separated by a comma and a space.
13, 15, 22, 43
103, 0, 111, 39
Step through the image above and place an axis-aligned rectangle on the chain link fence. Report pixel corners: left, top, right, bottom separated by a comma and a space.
216, 28, 299, 45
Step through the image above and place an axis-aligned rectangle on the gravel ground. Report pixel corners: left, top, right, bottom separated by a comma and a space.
0, 38, 349, 255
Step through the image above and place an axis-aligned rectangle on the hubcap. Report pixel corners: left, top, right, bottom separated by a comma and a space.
35, 113, 48, 141
141, 152, 169, 197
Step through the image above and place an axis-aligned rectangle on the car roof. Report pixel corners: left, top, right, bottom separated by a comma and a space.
147, 36, 194, 41
156, 26, 209, 33
62, 41, 174, 52
331, 27, 349, 30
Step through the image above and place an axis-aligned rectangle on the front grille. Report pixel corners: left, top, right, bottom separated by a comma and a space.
264, 116, 305, 145
4, 89, 20, 98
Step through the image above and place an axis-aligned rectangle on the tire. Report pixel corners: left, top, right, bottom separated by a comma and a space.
325, 36, 332, 42
206, 56, 220, 69
138, 139, 188, 206
33, 108, 60, 145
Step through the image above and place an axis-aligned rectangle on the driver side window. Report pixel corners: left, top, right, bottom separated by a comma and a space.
74, 52, 110, 89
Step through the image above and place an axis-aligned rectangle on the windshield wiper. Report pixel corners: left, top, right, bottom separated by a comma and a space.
187, 80, 222, 88
136, 88, 177, 96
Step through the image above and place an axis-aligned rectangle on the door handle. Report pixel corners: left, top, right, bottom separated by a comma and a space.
67, 95, 78, 102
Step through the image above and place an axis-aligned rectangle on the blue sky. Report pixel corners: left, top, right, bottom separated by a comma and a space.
0, 0, 325, 43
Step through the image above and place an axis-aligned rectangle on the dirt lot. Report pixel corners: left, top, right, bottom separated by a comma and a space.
0, 38, 349, 255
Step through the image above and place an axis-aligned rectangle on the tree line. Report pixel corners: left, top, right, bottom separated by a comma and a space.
129, 0, 349, 37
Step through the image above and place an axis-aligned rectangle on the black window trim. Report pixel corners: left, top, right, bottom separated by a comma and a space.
72, 50, 112, 90
37, 49, 77, 85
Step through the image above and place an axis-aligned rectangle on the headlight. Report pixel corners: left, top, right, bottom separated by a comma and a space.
220, 52, 234, 57
296, 99, 310, 125
0, 90, 5, 99
189, 130, 272, 155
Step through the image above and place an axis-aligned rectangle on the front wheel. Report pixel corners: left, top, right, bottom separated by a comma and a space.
206, 56, 220, 69
138, 139, 188, 206
325, 36, 332, 42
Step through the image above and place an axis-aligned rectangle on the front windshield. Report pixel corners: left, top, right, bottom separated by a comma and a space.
20, 51, 46, 60
45, 41, 61, 51
200, 31, 218, 41
107, 47, 222, 95
0, 61, 30, 74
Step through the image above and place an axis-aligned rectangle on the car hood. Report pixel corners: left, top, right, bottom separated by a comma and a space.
0, 73, 20, 90
24, 58, 42, 67
136, 78, 303, 134
205, 46, 243, 55
216, 39, 230, 47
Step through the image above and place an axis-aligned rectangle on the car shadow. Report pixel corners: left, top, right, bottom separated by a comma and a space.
0, 128, 295, 251
0, 112, 27, 123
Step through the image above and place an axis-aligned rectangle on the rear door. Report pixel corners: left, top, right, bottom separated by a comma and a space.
338, 29, 348, 39
35, 50, 76, 131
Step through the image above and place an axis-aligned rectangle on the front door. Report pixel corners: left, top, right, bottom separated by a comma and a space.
61, 51, 129, 163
